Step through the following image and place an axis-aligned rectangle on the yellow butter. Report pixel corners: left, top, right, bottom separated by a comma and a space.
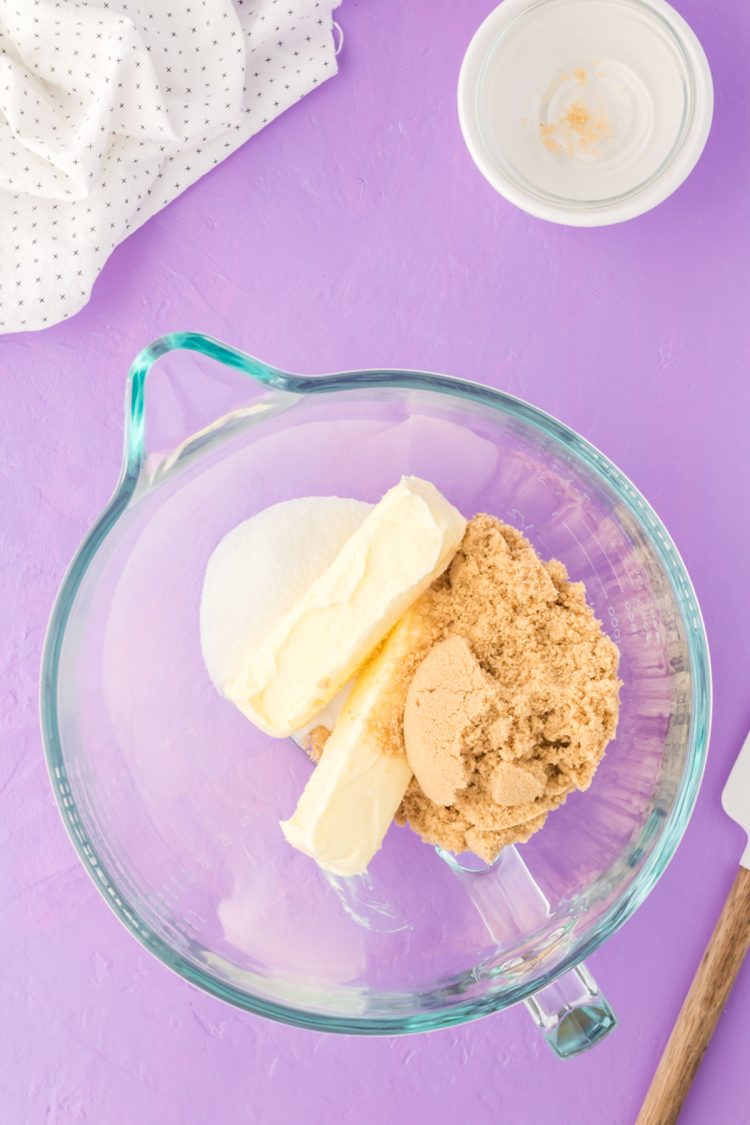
226, 477, 465, 736
280, 613, 426, 876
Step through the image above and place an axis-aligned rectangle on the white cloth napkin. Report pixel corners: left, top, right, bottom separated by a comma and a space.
0, 0, 340, 333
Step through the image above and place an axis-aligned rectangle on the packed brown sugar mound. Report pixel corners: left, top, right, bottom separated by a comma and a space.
395, 515, 621, 863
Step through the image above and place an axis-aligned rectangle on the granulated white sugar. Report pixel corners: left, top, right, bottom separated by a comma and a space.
200, 497, 371, 693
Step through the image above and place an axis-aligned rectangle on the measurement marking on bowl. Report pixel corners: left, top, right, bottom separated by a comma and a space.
586, 526, 625, 595
509, 507, 534, 535
561, 520, 610, 600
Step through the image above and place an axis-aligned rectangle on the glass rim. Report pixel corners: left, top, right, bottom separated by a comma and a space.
458, 0, 714, 226
39, 331, 712, 1034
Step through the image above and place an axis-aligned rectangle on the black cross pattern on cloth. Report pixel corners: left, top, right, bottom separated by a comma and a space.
0, 0, 341, 333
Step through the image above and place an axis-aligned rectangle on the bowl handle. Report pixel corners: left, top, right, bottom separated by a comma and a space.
123, 332, 300, 480
523, 962, 617, 1058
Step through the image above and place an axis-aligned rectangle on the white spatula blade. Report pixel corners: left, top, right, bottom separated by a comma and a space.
722, 727, 750, 868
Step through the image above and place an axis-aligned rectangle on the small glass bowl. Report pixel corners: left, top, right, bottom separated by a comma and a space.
458, 0, 713, 225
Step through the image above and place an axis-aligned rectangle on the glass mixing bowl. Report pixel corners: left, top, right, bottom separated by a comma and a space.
41, 333, 710, 1056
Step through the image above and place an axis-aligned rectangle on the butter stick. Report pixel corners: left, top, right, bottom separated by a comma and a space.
226, 477, 466, 736
280, 613, 426, 876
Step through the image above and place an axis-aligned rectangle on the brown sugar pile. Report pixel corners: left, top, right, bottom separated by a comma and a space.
396, 515, 620, 862
306, 515, 620, 864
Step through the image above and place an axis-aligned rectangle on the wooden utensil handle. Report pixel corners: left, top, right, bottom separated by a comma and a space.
637, 865, 750, 1125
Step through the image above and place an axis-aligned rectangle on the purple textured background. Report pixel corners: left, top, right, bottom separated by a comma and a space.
2, 1, 750, 1121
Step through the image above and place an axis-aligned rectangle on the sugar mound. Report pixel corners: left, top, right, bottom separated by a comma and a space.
200, 497, 371, 693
